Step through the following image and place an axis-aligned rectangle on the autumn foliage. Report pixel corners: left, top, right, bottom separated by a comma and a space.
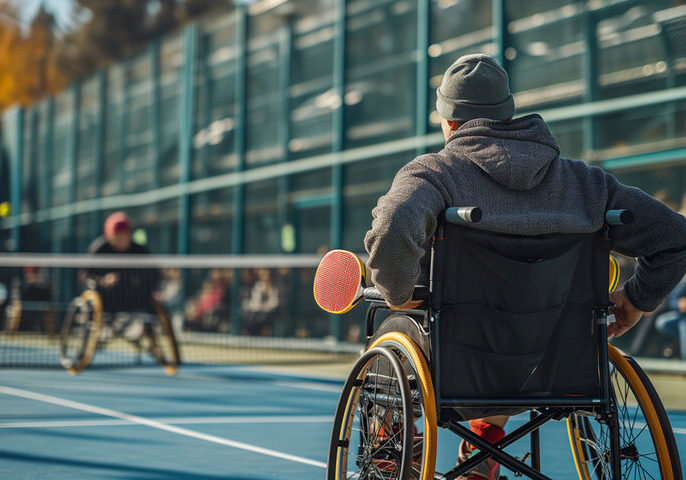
0, 2, 66, 111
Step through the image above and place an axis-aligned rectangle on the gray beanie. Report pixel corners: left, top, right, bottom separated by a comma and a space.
436, 54, 515, 122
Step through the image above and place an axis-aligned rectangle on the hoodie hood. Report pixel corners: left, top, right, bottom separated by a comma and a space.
444, 114, 560, 190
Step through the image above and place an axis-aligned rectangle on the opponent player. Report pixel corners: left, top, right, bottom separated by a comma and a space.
364, 54, 686, 479
86, 212, 159, 315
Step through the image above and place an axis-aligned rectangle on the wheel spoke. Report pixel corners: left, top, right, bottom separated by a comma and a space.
570, 354, 675, 480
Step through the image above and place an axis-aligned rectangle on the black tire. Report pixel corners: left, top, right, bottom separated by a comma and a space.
568, 345, 682, 479
147, 300, 180, 375
327, 346, 414, 479
59, 290, 103, 375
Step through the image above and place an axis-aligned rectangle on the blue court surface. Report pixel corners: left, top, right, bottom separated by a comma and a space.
1, 365, 685, 479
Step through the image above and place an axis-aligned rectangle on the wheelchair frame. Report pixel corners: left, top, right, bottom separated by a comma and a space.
361, 215, 624, 480
59, 288, 180, 375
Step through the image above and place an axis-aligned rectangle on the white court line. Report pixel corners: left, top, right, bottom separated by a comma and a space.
272, 380, 342, 393
0, 415, 333, 429
0, 385, 326, 469
633, 421, 686, 436
0, 415, 334, 429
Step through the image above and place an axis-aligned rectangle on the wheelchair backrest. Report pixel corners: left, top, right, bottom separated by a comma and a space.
431, 222, 610, 405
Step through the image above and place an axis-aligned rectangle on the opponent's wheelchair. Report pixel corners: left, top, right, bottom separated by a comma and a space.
326, 208, 682, 480
59, 276, 179, 376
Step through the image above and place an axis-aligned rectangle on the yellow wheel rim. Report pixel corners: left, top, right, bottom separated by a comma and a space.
568, 344, 674, 480
609, 255, 620, 292
369, 332, 437, 480
68, 290, 103, 374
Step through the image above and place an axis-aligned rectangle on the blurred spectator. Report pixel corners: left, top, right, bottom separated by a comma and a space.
653, 189, 678, 211
185, 268, 231, 332
654, 279, 686, 360
156, 268, 182, 307
20, 266, 53, 333
156, 268, 183, 332
680, 192, 686, 217
20, 266, 51, 304
274, 267, 293, 336
6, 266, 54, 334
242, 268, 279, 336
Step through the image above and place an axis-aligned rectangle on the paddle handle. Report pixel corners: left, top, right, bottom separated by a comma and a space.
363, 287, 385, 302
363, 286, 429, 303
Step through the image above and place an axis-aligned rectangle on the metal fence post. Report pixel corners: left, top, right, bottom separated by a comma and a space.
177, 24, 199, 256
92, 70, 107, 239
9, 108, 24, 252
583, 10, 598, 156
150, 40, 162, 191
41, 97, 54, 251
231, 7, 248, 336
67, 84, 80, 253
329, 0, 347, 340
492, 0, 509, 73
416, 0, 430, 154
278, 20, 292, 244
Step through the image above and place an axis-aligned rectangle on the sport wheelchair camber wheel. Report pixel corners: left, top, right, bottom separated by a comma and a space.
59, 290, 103, 375
567, 344, 682, 480
327, 346, 415, 480
147, 300, 180, 375
369, 332, 438, 480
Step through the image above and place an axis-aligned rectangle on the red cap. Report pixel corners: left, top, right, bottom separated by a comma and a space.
104, 212, 132, 237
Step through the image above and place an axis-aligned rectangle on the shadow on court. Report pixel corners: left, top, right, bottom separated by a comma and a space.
0, 450, 273, 480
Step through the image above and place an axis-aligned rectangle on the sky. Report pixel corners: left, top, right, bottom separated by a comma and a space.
17, 0, 75, 31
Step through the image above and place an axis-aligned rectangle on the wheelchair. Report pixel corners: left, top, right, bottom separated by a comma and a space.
3, 274, 56, 336
59, 278, 180, 376
327, 208, 682, 480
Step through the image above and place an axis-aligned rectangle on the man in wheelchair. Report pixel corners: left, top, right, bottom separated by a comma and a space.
60, 212, 178, 375
363, 55, 686, 479
85, 212, 160, 335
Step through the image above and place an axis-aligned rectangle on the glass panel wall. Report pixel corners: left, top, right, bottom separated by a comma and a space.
21, 106, 38, 215
123, 53, 155, 194
193, 14, 239, 179
189, 189, 233, 254
506, 0, 585, 110
51, 89, 74, 208
159, 35, 183, 187
244, 179, 281, 254
428, 0, 493, 131
612, 162, 686, 213
342, 151, 410, 251
289, 5, 334, 160
345, 0, 417, 148
245, 13, 286, 168
77, 78, 98, 201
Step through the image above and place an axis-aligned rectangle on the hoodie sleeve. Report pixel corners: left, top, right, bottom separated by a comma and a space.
605, 173, 686, 312
364, 157, 447, 305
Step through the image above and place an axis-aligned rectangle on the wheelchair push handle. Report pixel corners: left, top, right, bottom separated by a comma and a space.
363, 286, 429, 304
442, 206, 482, 225
363, 287, 385, 302
605, 209, 633, 225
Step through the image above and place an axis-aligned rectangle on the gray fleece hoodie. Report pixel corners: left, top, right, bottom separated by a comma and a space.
364, 114, 686, 311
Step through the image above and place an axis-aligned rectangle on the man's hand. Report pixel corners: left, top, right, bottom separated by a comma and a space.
388, 297, 424, 310
678, 297, 686, 313
607, 288, 645, 338
100, 272, 120, 288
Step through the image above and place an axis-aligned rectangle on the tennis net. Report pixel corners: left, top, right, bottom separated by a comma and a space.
0, 253, 364, 369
